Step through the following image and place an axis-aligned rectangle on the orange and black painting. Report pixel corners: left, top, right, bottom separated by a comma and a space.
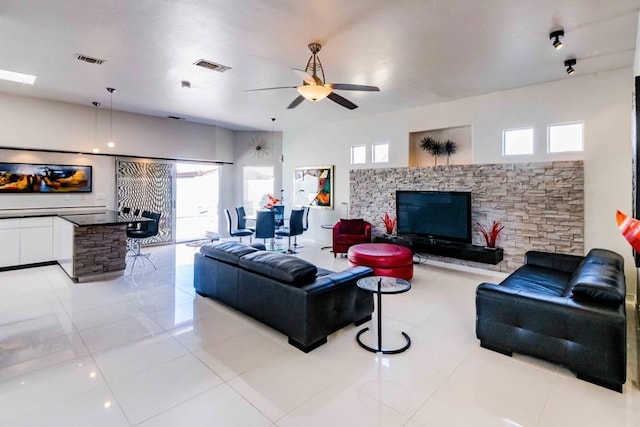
0, 163, 92, 193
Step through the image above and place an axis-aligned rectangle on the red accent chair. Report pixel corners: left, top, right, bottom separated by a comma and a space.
333, 219, 372, 257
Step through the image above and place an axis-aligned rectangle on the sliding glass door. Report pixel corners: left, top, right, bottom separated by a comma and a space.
175, 163, 220, 242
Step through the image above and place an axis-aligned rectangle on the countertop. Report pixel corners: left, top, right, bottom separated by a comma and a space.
60, 210, 153, 226
0, 209, 153, 227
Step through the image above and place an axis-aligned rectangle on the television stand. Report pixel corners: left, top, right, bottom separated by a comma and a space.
373, 235, 503, 265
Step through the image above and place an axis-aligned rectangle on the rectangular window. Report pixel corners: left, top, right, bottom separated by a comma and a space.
350, 145, 366, 164
548, 122, 584, 153
372, 143, 389, 163
503, 128, 534, 156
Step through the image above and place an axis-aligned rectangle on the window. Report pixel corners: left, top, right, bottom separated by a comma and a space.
242, 166, 274, 216
350, 145, 366, 164
548, 122, 583, 153
503, 128, 534, 156
372, 143, 389, 163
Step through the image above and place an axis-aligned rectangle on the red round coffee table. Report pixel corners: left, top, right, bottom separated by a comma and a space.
347, 243, 413, 280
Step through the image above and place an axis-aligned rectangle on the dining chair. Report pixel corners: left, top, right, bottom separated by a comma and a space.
275, 209, 304, 254
236, 206, 255, 232
225, 209, 253, 242
255, 210, 275, 248
293, 206, 309, 250
273, 205, 285, 228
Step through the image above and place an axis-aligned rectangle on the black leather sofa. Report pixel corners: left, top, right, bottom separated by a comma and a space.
194, 241, 374, 352
476, 249, 627, 392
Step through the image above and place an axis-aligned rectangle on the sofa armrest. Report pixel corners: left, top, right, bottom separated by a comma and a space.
300, 266, 373, 295
364, 222, 372, 241
524, 251, 584, 273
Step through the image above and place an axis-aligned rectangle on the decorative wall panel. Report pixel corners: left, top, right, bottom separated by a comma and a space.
116, 160, 173, 244
350, 161, 584, 272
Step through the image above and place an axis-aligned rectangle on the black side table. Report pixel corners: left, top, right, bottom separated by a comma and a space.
356, 276, 411, 354
320, 223, 334, 250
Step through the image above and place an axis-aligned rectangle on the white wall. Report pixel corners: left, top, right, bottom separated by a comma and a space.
0, 92, 235, 213
284, 67, 635, 287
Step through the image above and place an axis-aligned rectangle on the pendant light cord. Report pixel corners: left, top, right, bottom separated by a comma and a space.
107, 87, 116, 143
92, 101, 100, 146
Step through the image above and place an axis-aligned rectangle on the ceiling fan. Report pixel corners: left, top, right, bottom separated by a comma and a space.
246, 43, 380, 110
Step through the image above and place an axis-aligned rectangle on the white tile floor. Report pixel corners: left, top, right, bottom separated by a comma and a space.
0, 241, 638, 426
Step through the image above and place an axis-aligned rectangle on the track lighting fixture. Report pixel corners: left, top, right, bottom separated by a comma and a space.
550, 30, 564, 49
564, 59, 576, 75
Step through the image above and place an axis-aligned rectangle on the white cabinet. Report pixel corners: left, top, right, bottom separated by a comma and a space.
19, 217, 54, 265
0, 219, 21, 268
53, 217, 74, 276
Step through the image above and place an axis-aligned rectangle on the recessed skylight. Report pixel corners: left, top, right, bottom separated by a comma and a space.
0, 69, 36, 85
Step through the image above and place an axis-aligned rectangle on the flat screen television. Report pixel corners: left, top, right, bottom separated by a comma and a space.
396, 190, 472, 243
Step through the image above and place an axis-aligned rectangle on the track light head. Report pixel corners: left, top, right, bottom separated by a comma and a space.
564, 58, 576, 75
550, 30, 565, 49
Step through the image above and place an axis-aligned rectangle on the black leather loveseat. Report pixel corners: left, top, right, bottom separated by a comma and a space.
194, 241, 374, 352
476, 248, 626, 391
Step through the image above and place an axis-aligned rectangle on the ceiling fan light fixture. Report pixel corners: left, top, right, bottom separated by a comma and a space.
297, 84, 331, 102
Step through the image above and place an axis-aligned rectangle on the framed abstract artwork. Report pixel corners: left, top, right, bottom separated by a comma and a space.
0, 162, 92, 193
293, 165, 334, 209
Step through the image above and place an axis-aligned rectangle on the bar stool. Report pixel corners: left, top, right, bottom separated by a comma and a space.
127, 211, 161, 270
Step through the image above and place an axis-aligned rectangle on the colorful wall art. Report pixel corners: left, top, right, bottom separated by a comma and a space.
0, 163, 92, 193
293, 165, 333, 209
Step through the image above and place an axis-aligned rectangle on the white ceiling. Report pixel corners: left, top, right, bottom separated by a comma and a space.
0, 0, 639, 132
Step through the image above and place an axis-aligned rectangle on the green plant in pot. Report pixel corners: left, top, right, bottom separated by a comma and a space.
477, 220, 504, 249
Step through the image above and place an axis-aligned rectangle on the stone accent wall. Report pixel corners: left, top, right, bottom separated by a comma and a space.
74, 225, 127, 277
350, 161, 584, 272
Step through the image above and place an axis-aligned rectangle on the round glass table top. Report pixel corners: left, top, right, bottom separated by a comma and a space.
356, 276, 411, 294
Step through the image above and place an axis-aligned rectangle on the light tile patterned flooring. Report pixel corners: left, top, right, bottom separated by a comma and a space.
0, 241, 638, 426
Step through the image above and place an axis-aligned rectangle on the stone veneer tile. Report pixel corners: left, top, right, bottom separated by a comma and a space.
350, 161, 584, 272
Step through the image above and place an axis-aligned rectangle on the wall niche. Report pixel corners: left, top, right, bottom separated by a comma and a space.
409, 125, 472, 167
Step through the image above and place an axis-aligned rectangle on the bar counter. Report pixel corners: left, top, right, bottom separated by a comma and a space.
0, 209, 151, 282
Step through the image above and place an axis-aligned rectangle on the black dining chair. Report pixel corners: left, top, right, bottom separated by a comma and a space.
273, 205, 285, 228
275, 209, 304, 254
225, 209, 253, 242
235, 206, 255, 232
127, 211, 161, 270
255, 210, 275, 248
292, 206, 309, 250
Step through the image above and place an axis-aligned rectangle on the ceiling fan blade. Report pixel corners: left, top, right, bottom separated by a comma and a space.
287, 95, 305, 109
245, 86, 297, 92
328, 83, 380, 92
292, 69, 315, 84
327, 92, 358, 110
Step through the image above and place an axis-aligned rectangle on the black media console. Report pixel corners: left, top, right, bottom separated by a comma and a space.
373, 235, 503, 265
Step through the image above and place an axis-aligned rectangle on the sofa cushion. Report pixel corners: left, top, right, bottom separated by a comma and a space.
340, 219, 366, 234
569, 263, 626, 305
239, 251, 317, 285
500, 265, 570, 297
200, 241, 258, 265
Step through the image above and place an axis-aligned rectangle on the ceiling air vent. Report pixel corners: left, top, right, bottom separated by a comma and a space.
75, 54, 106, 65
193, 59, 231, 73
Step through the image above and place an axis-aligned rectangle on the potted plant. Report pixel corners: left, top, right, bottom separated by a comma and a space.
381, 212, 397, 236
443, 139, 457, 165
476, 220, 504, 249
